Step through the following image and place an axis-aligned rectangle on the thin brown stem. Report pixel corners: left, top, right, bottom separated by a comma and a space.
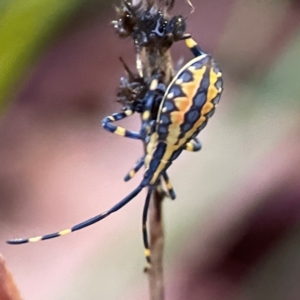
129, 1, 174, 299
144, 50, 173, 300
138, 29, 174, 300
138, 46, 173, 300
147, 188, 165, 300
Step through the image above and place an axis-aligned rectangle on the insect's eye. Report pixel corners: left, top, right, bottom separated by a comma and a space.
167, 16, 186, 40
159, 20, 168, 34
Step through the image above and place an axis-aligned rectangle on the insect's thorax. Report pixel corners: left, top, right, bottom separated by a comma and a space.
143, 54, 223, 186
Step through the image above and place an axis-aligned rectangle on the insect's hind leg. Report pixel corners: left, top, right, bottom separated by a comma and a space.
162, 172, 176, 200
142, 188, 153, 270
102, 110, 142, 140
124, 157, 145, 182
184, 36, 206, 57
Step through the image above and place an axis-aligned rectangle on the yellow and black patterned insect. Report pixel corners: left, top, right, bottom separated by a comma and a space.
8, 36, 223, 269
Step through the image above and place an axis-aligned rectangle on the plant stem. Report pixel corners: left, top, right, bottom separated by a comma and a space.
143, 49, 173, 300
147, 188, 165, 300
130, 1, 174, 298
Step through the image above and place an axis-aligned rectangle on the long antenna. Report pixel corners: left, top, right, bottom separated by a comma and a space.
7, 185, 143, 244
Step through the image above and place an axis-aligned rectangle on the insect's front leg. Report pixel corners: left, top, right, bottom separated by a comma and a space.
184, 35, 206, 57
139, 78, 159, 139
102, 110, 142, 140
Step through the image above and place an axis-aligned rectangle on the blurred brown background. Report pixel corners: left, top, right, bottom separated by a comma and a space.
0, 0, 300, 299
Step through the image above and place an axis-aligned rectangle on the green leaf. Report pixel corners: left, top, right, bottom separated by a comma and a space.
0, 0, 83, 111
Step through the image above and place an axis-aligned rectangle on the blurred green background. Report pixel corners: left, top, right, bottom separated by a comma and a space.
0, 0, 300, 299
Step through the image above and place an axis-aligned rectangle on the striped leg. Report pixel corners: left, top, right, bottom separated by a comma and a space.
184, 36, 206, 57
140, 78, 159, 139
102, 110, 142, 140
124, 157, 145, 182
7, 185, 144, 245
184, 138, 202, 152
142, 188, 153, 270
162, 172, 176, 200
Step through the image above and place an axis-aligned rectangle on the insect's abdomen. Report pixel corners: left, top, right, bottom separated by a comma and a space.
143, 54, 223, 186
157, 54, 223, 145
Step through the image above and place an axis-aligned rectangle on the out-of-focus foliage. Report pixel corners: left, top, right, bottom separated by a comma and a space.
1, 0, 300, 299
0, 0, 85, 110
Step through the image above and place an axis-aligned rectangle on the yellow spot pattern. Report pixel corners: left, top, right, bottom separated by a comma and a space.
166, 181, 173, 190
167, 66, 207, 149
201, 102, 214, 115
145, 56, 222, 186
145, 132, 159, 169
178, 67, 206, 113
59, 229, 72, 236
180, 67, 221, 144
144, 249, 151, 257
115, 127, 126, 136
129, 170, 135, 178
185, 142, 194, 151
150, 79, 158, 90
125, 110, 132, 116
173, 97, 191, 112
185, 38, 197, 49
29, 236, 42, 243
142, 110, 150, 121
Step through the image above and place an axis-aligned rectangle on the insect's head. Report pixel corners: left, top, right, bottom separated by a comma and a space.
166, 15, 186, 41
113, 1, 186, 52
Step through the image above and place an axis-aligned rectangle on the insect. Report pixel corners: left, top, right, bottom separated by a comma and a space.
7, 35, 223, 269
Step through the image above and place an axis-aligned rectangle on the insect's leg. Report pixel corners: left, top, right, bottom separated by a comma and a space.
124, 157, 145, 182
140, 78, 159, 139
184, 36, 206, 57
162, 172, 176, 200
184, 138, 202, 152
7, 185, 144, 245
142, 188, 153, 271
102, 110, 142, 140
